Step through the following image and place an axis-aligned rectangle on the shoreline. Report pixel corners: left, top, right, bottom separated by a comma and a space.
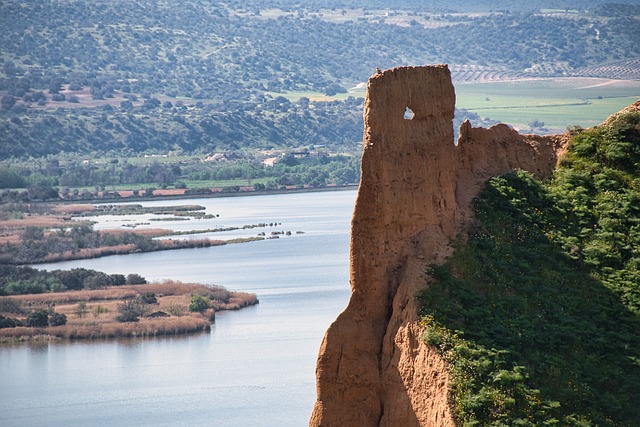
2, 186, 357, 265
0, 282, 259, 344
78, 184, 359, 205
29, 236, 264, 266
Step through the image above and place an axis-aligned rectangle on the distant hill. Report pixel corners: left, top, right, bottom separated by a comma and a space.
1, 0, 639, 158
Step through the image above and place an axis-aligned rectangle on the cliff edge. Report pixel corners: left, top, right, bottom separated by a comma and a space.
310, 65, 567, 426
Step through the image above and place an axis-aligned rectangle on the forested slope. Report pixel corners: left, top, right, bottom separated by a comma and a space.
1, 0, 639, 158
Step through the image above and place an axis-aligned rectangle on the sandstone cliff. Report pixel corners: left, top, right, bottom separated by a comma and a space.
310, 65, 567, 427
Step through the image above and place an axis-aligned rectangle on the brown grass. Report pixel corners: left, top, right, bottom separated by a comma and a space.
0, 210, 77, 244
101, 228, 172, 237
0, 282, 258, 343
30, 238, 225, 264
0, 318, 210, 342
52, 204, 96, 214
0, 215, 71, 229
0, 234, 21, 244
42, 244, 139, 262
152, 189, 188, 196
115, 189, 188, 198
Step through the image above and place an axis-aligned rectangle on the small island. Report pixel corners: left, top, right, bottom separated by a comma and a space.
0, 266, 258, 343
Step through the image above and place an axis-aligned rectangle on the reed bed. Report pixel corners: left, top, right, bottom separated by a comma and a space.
52, 204, 96, 214
42, 244, 139, 262
0, 317, 210, 342
1, 281, 258, 343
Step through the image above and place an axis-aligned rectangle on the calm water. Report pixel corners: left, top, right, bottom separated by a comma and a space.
0, 189, 356, 427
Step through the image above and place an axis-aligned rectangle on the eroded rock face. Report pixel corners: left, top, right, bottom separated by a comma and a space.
310, 65, 566, 427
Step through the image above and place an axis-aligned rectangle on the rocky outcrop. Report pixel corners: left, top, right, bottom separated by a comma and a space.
310, 65, 567, 427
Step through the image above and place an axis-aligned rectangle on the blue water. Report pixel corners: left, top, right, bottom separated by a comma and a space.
0, 189, 356, 426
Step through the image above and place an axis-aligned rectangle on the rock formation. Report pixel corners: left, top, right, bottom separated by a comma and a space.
310, 65, 567, 426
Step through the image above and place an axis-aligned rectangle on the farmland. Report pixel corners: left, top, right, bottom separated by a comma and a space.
455, 77, 640, 132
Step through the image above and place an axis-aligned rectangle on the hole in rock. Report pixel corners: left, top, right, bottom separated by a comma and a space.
404, 107, 414, 120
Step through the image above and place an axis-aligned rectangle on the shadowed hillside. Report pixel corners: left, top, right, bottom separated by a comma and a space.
420, 109, 640, 425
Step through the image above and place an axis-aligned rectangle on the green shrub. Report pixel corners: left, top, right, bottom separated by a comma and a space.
48, 312, 67, 326
188, 295, 210, 313
5, 280, 46, 295
139, 292, 157, 304
116, 298, 147, 322
93, 305, 108, 317
126, 273, 147, 285
75, 301, 88, 318
0, 315, 18, 328
26, 309, 50, 327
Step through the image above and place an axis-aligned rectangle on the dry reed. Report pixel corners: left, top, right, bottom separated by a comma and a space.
1, 281, 257, 343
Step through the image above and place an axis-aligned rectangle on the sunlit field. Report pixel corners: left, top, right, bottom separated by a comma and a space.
455, 77, 640, 132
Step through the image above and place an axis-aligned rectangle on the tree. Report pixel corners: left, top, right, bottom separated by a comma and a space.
83, 274, 111, 289
0, 315, 18, 329
126, 273, 147, 285
110, 274, 126, 286
48, 79, 63, 94
26, 309, 49, 327
23, 226, 45, 241
0, 169, 27, 189
27, 186, 59, 201
116, 298, 147, 322
48, 312, 67, 326
0, 298, 23, 314
188, 295, 210, 313
0, 95, 16, 111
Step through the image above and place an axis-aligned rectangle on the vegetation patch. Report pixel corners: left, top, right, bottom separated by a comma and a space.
0, 201, 279, 264
419, 112, 640, 425
4, 1, 637, 161
455, 79, 640, 132
0, 277, 258, 343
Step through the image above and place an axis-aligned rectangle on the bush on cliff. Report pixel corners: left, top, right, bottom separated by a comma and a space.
419, 112, 640, 426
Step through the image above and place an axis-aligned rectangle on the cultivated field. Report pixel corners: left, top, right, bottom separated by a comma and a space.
270, 76, 640, 134
455, 77, 640, 132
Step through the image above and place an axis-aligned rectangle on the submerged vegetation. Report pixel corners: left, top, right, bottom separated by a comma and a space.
419, 111, 640, 425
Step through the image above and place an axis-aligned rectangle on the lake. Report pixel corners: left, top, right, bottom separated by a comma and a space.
0, 189, 356, 427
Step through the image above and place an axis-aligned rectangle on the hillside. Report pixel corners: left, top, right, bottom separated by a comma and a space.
1, 0, 639, 159
311, 65, 639, 426
421, 109, 640, 424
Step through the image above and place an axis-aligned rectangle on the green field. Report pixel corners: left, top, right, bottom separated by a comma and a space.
180, 177, 273, 188
91, 177, 272, 192
455, 77, 640, 132
273, 77, 640, 133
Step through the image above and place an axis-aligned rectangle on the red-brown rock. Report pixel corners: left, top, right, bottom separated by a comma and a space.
311, 65, 566, 427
